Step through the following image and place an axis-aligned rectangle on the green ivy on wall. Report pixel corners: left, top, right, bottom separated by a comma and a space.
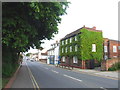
80, 28, 103, 61
60, 28, 103, 62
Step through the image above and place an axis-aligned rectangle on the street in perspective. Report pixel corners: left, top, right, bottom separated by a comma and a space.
11, 58, 118, 89
2, 0, 120, 90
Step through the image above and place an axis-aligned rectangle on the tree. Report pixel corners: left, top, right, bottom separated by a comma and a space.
2, 2, 69, 77
26, 53, 31, 57
2, 2, 69, 52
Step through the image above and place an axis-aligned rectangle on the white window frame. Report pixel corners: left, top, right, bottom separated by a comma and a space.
62, 56, 65, 62
113, 46, 117, 52
118, 46, 120, 50
62, 41, 64, 45
75, 45, 78, 52
104, 46, 107, 52
65, 47, 67, 53
62, 48, 64, 53
73, 56, 78, 63
92, 44, 96, 52
70, 38, 72, 43
75, 36, 77, 41
66, 39, 68, 44
70, 46, 72, 52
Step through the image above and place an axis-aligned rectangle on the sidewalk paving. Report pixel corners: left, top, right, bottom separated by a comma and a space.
74, 68, 119, 79
41, 61, 119, 80
11, 61, 33, 88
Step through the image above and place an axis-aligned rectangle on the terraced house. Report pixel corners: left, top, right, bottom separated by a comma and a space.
60, 26, 103, 69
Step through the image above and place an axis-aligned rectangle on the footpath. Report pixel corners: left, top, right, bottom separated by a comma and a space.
73, 68, 119, 80
4, 60, 34, 88
40, 61, 119, 80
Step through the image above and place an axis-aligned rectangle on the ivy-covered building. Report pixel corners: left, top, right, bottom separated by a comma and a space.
60, 26, 103, 69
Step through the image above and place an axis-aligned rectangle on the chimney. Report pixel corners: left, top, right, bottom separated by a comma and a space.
93, 26, 96, 30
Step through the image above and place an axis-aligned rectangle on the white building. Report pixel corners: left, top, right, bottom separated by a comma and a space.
47, 41, 60, 65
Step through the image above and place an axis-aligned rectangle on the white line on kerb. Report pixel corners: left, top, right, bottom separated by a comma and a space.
51, 70, 59, 74
63, 74, 82, 82
100, 87, 107, 90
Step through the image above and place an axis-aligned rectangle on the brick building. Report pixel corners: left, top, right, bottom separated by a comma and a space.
103, 38, 120, 60
101, 38, 120, 70
59, 26, 103, 69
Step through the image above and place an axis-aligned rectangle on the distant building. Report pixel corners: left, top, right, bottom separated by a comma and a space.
47, 41, 60, 65
38, 52, 47, 63
30, 53, 38, 61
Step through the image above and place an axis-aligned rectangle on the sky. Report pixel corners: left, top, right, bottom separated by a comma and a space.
26, 0, 120, 54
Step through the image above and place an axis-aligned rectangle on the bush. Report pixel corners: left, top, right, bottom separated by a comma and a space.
2, 63, 19, 78
108, 62, 120, 71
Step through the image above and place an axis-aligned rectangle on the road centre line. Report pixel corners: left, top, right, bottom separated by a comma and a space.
63, 74, 82, 82
26, 62, 40, 90
51, 70, 59, 74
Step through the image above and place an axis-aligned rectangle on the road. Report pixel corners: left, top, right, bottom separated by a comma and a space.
25, 59, 118, 89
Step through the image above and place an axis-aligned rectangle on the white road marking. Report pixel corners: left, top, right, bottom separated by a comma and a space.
51, 70, 59, 74
63, 74, 82, 82
100, 87, 107, 90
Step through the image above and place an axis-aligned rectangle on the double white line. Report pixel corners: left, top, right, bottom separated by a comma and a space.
26, 62, 40, 90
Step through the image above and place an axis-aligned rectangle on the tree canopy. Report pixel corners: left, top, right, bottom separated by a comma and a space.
2, 2, 69, 52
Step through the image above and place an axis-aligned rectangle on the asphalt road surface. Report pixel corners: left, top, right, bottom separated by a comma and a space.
25, 60, 118, 89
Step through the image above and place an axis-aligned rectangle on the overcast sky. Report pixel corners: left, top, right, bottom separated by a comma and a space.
27, 0, 120, 53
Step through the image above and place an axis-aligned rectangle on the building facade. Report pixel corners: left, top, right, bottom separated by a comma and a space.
47, 41, 60, 65
60, 26, 103, 69
103, 38, 120, 60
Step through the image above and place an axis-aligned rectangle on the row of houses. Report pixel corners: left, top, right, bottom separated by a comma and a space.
46, 25, 120, 69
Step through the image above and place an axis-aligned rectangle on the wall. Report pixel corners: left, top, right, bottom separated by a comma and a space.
101, 58, 119, 71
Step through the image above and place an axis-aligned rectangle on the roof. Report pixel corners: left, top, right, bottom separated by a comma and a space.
61, 26, 102, 40
103, 38, 120, 43
41, 53, 47, 55
47, 47, 55, 51
109, 39, 120, 42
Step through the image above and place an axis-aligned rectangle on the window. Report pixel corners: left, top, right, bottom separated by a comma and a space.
70, 38, 72, 43
113, 46, 117, 52
66, 39, 68, 44
62, 48, 64, 53
65, 47, 67, 53
70, 46, 72, 52
73, 56, 78, 63
75, 36, 77, 41
62, 56, 65, 62
75, 45, 78, 52
92, 44, 96, 52
62, 41, 64, 45
118, 46, 120, 50
104, 46, 107, 52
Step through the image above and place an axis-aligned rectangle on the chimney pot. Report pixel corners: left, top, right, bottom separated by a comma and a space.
93, 26, 96, 30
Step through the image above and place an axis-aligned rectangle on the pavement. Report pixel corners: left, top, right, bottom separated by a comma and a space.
10, 61, 34, 88
40, 61, 119, 80
73, 68, 119, 80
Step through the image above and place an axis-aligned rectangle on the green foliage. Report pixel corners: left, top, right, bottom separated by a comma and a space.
80, 28, 103, 61
2, 2, 69, 52
60, 28, 103, 62
26, 53, 31, 56
108, 62, 120, 71
2, 2, 69, 78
